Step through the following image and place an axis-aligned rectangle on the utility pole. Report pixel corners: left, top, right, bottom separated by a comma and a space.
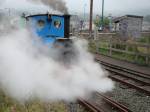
101, 0, 104, 30
84, 4, 87, 22
89, 0, 93, 37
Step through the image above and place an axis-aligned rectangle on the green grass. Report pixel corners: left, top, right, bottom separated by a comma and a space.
89, 40, 150, 66
0, 90, 87, 112
98, 49, 148, 65
88, 40, 97, 53
0, 90, 68, 112
99, 48, 109, 55
137, 36, 150, 44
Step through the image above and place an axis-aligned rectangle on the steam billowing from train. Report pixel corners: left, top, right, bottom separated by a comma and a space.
0, 0, 114, 102
0, 0, 67, 14
28, 0, 68, 13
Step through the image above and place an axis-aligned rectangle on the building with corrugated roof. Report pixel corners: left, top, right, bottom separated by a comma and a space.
113, 15, 143, 40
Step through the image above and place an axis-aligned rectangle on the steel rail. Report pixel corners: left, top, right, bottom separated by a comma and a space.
99, 60, 150, 79
79, 92, 133, 112
95, 55, 150, 79
96, 92, 133, 112
78, 99, 105, 112
104, 67, 150, 86
96, 59, 150, 95
109, 75, 150, 96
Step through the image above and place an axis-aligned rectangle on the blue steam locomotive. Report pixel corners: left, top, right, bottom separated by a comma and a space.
25, 13, 75, 64
25, 13, 71, 44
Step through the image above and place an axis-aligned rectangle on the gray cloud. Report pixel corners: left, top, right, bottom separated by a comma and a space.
29, 0, 68, 14
66, 0, 150, 16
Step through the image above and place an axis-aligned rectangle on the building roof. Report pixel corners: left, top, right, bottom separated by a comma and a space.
113, 15, 143, 23
26, 13, 70, 18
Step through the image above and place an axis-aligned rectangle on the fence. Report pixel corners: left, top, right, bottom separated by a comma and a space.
94, 38, 150, 65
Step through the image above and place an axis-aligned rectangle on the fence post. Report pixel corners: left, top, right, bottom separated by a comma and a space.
146, 56, 148, 65
109, 39, 112, 56
146, 45, 149, 65
135, 44, 138, 63
96, 40, 99, 54
147, 46, 150, 65
125, 43, 128, 60
94, 27, 98, 40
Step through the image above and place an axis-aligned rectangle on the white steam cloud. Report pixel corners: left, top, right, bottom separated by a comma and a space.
0, 16, 114, 102
0, 0, 62, 14
0, 0, 114, 103
28, 0, 68, 14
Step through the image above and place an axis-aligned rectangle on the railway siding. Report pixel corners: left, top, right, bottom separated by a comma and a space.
90, 54, 150, 112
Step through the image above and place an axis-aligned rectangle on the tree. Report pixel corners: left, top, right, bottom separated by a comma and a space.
94, 16, 110, 28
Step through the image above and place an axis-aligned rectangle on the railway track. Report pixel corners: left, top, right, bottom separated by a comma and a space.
99, 60, 150, 79
78, 54, 149, 112
78, 98, 105, 112
78, 92, 133, 112
77, 54, 150, 112
95, 57, 150, 96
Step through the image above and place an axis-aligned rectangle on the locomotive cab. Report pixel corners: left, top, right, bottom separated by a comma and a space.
25, 13, 76, 64
26, 14, 70, 44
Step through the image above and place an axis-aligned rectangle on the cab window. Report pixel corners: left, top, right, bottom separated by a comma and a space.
37, 19, 45, 28
54, 20, 61, 29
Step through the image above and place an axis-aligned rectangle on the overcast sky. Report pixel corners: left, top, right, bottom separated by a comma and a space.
65, 0, 150, 16
1, 0, 150, 16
